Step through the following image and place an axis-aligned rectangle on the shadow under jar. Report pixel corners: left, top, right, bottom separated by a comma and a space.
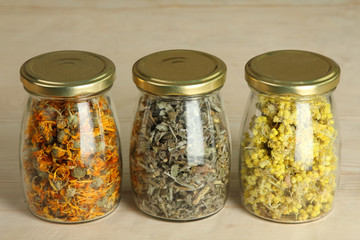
130, 50, 231, 221
239, 50, 341, 223
20, 51, 122, 223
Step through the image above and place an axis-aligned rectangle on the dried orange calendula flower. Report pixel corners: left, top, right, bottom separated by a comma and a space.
21, 96, 122, 223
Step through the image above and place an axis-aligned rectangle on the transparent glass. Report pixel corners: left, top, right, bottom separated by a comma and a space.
20, 92, 122, 223
239, 90, 340, 223
130, 90, 231, 221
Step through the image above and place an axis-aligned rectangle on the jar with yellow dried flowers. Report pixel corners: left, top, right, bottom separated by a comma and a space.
20, 50, 122, 223
240, 50, 340, 223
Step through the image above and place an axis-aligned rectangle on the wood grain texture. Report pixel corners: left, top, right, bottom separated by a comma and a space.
0, 1, 359, 239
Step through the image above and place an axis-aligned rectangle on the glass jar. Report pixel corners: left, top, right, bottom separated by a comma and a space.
239, 50, 340, 223
130, 50, 231, 221
20, 50, 122, 223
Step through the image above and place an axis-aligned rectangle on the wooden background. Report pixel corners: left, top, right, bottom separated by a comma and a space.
0, 0, 359, 239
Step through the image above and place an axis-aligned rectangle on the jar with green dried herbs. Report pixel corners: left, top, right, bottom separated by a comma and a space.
20, 51, 122, 223
130, 50, 231, 221
240, 50, 340, 223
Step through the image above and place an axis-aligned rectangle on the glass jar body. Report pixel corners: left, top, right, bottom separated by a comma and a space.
20, 92, 122, 223
130, 90, 231, 221
239, 89, 340, 223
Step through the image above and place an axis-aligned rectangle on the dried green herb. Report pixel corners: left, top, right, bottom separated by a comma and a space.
130, 93, 230, 220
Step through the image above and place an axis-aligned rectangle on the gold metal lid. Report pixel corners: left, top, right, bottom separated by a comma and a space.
20, 50, 115, 97
245, 50, 340, 95
132, 49, 226, 96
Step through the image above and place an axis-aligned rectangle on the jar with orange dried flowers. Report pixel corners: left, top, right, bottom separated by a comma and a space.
20, 50, 122, 223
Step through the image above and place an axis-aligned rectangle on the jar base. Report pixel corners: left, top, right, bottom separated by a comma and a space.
136, 204, 225, 222
243, 204, 333, 224
26, 200, 120, 224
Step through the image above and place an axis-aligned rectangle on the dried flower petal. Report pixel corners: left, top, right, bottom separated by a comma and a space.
56, 116, 67, 129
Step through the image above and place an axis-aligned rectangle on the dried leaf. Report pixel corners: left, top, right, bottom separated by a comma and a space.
72, 166, 87, 179
130, 94, 230, 220
171, 165, 179, 177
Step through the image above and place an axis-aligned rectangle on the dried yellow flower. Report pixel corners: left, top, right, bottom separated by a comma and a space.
240, 94, 338, 222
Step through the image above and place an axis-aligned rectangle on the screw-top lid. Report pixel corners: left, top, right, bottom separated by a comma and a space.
245, 50, 340, 95
132, 49, 227, 96
20, 50, 116, 97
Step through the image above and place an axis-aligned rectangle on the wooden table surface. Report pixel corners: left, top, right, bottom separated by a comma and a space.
1, 1, 359, 239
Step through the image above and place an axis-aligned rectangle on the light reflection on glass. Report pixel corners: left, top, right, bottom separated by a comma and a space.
295, 102, 314, 166
78, 101, 95, 159
185, 100, 205, 166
